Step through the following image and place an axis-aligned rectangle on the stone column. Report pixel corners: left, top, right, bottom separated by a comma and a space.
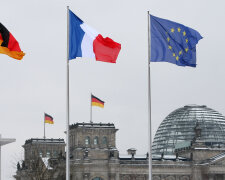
109, 173, 116, 180
161, 175, 166, 180
208, 174, 214, 180
191, 167, 203, 180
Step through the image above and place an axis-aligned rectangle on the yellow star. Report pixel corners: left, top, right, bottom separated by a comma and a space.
185, 38, 188, 43
183, 31, 186, 36
177, 27, 181, 32
173, 53, 176, 57
179, 50, 182, 55
167, 37, 170, 42
168, 45, 172, 50
171, 28, 175, 33
185, 47, 189, 52
176, 56, 179, 61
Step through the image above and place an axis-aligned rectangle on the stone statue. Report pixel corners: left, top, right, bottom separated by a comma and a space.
22, 160, 26, 169
17, 162, 21, 171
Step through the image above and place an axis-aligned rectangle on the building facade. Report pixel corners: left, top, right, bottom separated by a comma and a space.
15, 138, 66, 180
23, 138, 66, 162
69, 123, 148, 180
15, 105, 225, 180
152, 105, 225, 180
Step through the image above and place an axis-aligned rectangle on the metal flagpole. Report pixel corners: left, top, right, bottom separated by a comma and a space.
66, 5, 70, 180
90, 93, 93, 123
44, 113, 46, 139
147, 11, 152, 180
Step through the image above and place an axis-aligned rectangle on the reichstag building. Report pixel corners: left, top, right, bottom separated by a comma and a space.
15, 105, 225, 180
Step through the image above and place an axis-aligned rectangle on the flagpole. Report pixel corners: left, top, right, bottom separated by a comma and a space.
44, 113, 46, 139
66, 5, 70, 180
147, 11, 152, 180
90, 93, 93, 123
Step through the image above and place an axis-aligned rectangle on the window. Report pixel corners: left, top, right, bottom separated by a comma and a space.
53, 150, 58, 158
32, 151, 35, 156
94, 137, 99, 145
102, 137, 107, 145
46, 151, 51, 158
93, 177, 103, 180
72, 135, 74, 146
39, 152, 42, 157
85, 136, 90, 145
70, 135, 72, 145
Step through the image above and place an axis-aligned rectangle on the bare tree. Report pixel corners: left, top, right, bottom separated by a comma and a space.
14, 145, 66, 180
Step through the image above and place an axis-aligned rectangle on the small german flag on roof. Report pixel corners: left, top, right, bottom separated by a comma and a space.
0, 23, 25, 60
91, 95, 104, 108
45, 113, 54, 124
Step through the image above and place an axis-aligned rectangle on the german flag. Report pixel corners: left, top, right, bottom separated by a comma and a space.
0, 23, 25, 60
45, 113, 54, 124
91, 95, 104, 108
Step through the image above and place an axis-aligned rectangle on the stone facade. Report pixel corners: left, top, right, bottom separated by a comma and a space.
23, 138, 65, 162
15, 138, 66, 180
69, 123, 148, 180
15, 122, 225, 180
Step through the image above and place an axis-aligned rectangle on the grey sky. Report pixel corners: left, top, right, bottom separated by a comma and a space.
1, 0, 225, 179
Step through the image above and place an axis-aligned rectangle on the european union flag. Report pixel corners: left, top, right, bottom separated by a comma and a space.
150, 15, 202, 67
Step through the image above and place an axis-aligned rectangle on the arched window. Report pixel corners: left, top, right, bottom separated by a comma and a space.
102, 137, 107, 145
46, 151, 51, 158
85, 136, 90, 145
39, 151, 43, 157
53, 150, 58, 158
71, 135, 73, 146
94, 136, 99, 145
72, 135, 75, 146
70, 135, 72, 145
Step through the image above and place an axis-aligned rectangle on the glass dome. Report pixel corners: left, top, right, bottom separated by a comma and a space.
152, 105, 225, 155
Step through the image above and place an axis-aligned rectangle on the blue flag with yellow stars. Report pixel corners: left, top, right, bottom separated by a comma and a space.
150, 15, 202, 67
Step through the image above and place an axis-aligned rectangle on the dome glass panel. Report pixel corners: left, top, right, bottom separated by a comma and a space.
152, 105, 225, 155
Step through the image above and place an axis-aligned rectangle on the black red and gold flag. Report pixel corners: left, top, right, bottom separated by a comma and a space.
45, 113, 54, 124
91, 95, 104, 108
0, 23, 25, 60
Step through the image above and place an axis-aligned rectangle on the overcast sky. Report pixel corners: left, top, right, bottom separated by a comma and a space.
1, 0, 225, 179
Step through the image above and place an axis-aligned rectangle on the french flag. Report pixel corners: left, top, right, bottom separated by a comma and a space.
69, 10, 121, 63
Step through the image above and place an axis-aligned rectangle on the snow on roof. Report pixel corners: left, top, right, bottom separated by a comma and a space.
25, 138, 65, 145
119, 154, 147, 159
70, 122, 115, 129
194, 147, 209, 150
135, 155, 147, 158
164, 155, 178, 159
41, 157, 53, 170
119, 154, 132, 158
